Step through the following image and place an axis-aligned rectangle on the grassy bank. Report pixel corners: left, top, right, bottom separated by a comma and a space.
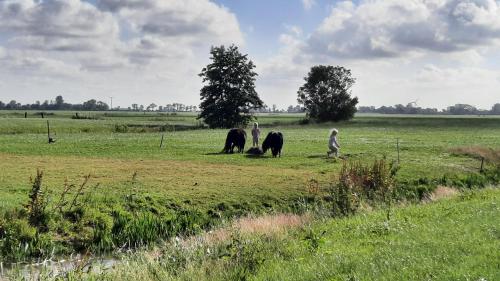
9, 188, 499, 280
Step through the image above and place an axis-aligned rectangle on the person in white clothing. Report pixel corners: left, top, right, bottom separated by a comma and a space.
251, 122, 260, 147
327, 128, 340, 158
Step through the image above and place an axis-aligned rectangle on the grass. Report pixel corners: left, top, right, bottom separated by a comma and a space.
11, 188, 499, 280
255, 188, 500, 281
0, 112, 499, 264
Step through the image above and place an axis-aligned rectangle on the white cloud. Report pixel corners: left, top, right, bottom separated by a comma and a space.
301, 0, 316, 10
0, 0, 245, 107
0, 0, 119, 53
306, 0, 500, 59
98, 0, 243, 47
0, 50, 81, 78
0, 0, 499, 109
284, 24, 303, 37
256, 0, 500, 108
0, 0, 243, 71
415, 64, 499, 86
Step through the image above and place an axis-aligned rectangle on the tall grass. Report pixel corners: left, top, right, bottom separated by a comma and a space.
449, 146, 500, 164
329, 159, 397, 217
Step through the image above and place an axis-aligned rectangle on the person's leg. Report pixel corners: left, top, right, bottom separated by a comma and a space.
328, 145, 335, 158
329, 146, 338, 158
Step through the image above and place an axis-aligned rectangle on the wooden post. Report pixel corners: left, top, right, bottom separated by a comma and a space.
41, 112, 44, 119
47, 120, 51, 143
25, 112, 27, 118
480, 157, 484, 172
397, 138, 400, 164
160, 134, 164, 149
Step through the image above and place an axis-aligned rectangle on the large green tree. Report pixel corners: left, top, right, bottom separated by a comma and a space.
198, 45, 263, 128
298, 65, 358, 122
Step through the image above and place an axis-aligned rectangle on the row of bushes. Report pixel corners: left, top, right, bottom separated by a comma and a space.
113, 123, 207, 133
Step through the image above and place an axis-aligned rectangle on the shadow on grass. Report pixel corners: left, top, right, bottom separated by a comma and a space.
307, 154, 328, 159
307, 154, 357, 161
244, 154, 268, 159
205, 151, 248, 156
204, 151, 235, 156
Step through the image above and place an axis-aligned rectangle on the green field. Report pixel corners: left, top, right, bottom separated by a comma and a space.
1, 112, 498, 209
0, 111, 499, 268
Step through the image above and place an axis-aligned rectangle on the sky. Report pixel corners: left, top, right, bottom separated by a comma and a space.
0, 0, 500, 110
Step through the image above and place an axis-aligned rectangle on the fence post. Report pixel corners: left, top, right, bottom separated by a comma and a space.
160, 134, 164, 149
47, 120, 51, 143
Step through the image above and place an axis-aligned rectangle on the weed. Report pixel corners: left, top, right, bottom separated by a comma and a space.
302, 227, 326, 253
113, 124, 128, 133
328, 159, 397, 217
219, 232, 268, 280
26, 170, 49, 230
329, 176, 360, 217
67, 174, 91, 212
306, 178, 320, 197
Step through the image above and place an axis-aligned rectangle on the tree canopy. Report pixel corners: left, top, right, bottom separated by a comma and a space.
198, 45, 263, 128
298, 65, 358, 122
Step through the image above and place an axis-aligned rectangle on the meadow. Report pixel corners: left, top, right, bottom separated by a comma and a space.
0, 110, 499, 272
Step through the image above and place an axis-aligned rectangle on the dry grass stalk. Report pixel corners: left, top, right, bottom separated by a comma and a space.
181, 213, 310, 247
425, 186, 459, 202
449, 146, 500, 164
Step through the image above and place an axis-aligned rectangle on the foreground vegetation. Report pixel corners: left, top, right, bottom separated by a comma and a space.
8, 188, 499, 280
0, 112, 499, 269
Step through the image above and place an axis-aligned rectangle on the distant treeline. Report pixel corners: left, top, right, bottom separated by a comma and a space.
358, 103, 500, 115
0, 96, 197, 112
2, 95, 499, 115
0, 96, 109, 111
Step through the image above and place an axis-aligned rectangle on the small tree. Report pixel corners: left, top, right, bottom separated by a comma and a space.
198, 45, 263, 128
55, 95, 64, 109
298, 65, 358, 122
491, 103, 500, 115
147, 103, 157, 111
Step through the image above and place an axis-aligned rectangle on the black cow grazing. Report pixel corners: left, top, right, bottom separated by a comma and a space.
223, 128, 247, 153
262, 131, 284, 157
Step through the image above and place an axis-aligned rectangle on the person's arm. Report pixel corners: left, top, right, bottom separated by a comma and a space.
333, 137, 340, 148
